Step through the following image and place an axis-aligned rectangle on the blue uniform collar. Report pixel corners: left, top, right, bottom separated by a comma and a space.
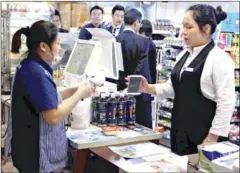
24, 53, 53, 75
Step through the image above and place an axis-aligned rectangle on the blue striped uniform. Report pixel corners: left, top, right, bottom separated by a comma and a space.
11, 55, 68, 173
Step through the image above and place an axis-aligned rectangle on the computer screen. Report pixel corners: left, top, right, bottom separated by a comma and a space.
65, 42, 95, 76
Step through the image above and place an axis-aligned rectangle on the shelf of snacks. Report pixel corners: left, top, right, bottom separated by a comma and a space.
218, 32, 240, 69
229, 124, 240, 145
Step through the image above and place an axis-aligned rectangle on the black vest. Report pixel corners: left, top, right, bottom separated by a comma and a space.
170, 40, 216, 155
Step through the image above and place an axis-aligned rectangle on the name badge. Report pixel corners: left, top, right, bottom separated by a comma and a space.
184, 67, 194, 72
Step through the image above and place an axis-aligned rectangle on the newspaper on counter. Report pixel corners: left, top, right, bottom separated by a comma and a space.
126, 152, 188, 172
109, 142, 170, 159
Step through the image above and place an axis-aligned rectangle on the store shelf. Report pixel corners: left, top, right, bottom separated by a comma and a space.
153, 30, 172, 35
158, 122, 171, 129
170, 45, 183, 50
158, 115, 172, 120
161, 106, 173, 112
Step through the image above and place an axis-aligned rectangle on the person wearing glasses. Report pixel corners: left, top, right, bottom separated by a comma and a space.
79, 5, 104, 40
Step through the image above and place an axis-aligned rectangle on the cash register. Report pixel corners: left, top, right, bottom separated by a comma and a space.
64, 28, 123, 129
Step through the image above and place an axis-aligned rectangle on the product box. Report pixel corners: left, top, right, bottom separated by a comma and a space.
198, 141, 239, 172
212, 152, 239, 172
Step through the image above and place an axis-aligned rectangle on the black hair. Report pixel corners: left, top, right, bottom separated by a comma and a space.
112, 5, 125, 15
54, 9, 62, 22
11, 20, 58, 55
124, 8, 142, 25
139, 19, 153, 37
187, 4, 227, 34
90, 5, 104, 14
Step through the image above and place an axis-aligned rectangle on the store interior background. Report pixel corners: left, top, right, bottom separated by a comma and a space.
56, 1, 240, 31
3, 1, 239, 32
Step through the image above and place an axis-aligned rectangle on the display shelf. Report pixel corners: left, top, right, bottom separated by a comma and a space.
160, 106, 173, 113
152, 30, 172, 36
158, 123, 171, 130
158, 115, 171, 120
170, 45, 183, 50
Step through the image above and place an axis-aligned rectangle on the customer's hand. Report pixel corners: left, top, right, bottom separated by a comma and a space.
125, 76, 149, 93
202, 133, 219, 144
77, 83, 96, 99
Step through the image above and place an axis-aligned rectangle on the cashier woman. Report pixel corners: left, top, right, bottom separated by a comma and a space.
127, 4, 235, 156
10, 20, 95, 173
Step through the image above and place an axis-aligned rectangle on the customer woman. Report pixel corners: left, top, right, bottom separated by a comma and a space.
10, 20, 95, 173
127, 4, 235, 155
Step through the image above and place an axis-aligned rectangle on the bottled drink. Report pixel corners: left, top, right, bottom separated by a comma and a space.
91, 93, 99, 125
117, 93, 127, 125
108, 93, 117, 126
126, 96, 136, 125
98, 93, 108, 127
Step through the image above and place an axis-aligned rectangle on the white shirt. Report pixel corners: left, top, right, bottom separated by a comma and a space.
155, 44, 235, 137
112, 25, 122, 37
123, 28, 136, 34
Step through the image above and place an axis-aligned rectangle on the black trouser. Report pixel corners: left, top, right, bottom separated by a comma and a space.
135, 100, 152, 129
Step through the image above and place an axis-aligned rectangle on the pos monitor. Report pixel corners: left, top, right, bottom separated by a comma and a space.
64, 39, 102, 86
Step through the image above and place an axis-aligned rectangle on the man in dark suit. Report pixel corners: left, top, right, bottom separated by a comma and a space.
106, 5, 125, 37
116, 8, 153, 128
79, 6, 104, 40
139, 19, 157, 84
51, 10, 68, 33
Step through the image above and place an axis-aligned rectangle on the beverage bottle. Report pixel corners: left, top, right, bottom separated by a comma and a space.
91, 93, 99, 125
117, 93, 127, 126
98, 93, 108, 127
108, 93, 117, 126
126, 95, 136, 125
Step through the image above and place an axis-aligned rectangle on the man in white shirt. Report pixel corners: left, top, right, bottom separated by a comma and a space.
106, 5, 125, 37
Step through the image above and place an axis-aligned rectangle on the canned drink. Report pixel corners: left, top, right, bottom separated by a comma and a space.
108, 93, 117, 126
98, 93, 108, 127
117, 93, 126, 126
126, 96, 136, 125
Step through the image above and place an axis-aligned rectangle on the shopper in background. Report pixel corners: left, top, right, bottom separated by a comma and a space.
127, 4, 235, 155
79, 5, 104, 40
51, 9, 69, 33
139, 19, 157, 84
10, 20, 95, 173
106, 5, 125, 37
116, 8, 153, 128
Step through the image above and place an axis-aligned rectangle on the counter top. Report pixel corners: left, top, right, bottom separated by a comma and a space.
66, 124, 162, 150
90, 141, 189, 172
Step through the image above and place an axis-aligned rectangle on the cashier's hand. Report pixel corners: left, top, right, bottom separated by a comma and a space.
125, 76, 149, 93
77, 83, 96, 99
